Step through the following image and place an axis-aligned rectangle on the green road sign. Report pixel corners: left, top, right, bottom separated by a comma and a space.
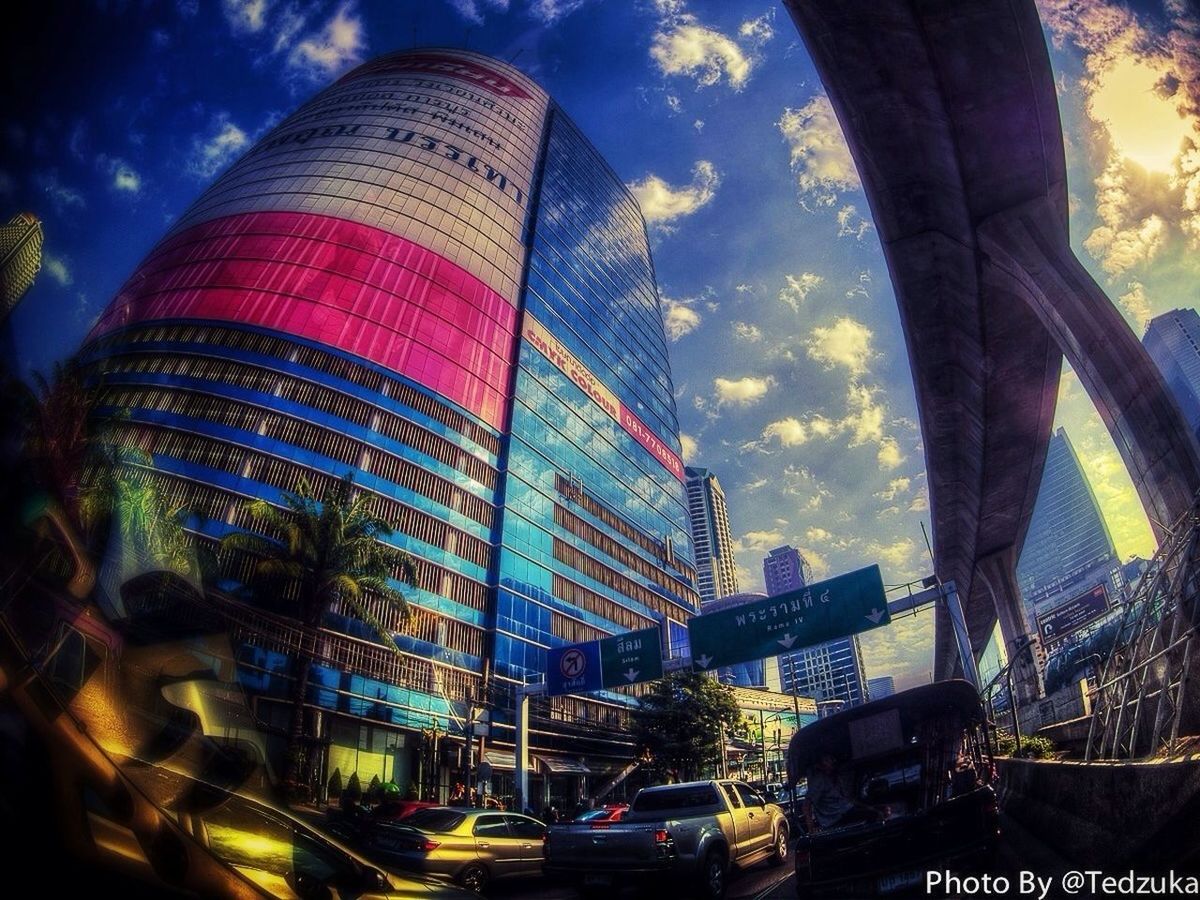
599, 626, 663, 688
688, 564, 889, 672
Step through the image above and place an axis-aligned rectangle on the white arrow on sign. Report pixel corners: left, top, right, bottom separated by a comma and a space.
866, 608, 885, 624
696, 654, 713, 669
777, 634, 797, 649
624, 668, 639, 682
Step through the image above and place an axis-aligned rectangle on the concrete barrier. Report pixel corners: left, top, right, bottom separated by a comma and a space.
997, 756, 1200, 869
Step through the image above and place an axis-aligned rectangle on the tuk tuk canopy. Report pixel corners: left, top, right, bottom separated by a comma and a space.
785, 680, 984, 787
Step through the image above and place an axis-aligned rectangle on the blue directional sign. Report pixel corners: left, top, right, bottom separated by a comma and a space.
546, 626, 664, 696
547, 641, 603, 696
688, 564, 889, 672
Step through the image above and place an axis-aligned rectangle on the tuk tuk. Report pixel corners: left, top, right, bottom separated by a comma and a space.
786, 680, 1000, 897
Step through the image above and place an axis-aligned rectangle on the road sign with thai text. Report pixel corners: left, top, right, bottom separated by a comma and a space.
546, 626, 664, 696
688, 564, 890, 671
599, 626, 663, 687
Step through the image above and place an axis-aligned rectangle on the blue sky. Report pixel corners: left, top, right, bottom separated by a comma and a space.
4, 0, 1198, 690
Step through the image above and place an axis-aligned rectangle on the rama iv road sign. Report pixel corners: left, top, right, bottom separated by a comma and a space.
546, 626, 664, 697
688, 564, 890, 671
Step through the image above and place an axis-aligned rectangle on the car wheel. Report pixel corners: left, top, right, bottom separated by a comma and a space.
697, 848, 727, 900
769, 828, 789, 867
457, 864, 489, 894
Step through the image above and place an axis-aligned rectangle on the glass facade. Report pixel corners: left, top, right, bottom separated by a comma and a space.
1144, 308, 1200, 443
78, 50, 697, 787
1016, 427, 1119, 618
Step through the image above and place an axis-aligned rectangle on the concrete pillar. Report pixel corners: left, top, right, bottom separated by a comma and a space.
975, 546, 1044, 702
978, 198, 1200, 543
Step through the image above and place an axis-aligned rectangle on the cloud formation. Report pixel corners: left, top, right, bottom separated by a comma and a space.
188, 115, 248, 179
779, 272, 823, 311
650, 1, 767, 91
806, 316, 875, 376
714, 375, 775, 407
662, 295, 703, 341
629, 160, 720, 226
288, 4, 364, 82
43, 254, 72, 287
777, 94, 860, 207
445, 0, 510, 25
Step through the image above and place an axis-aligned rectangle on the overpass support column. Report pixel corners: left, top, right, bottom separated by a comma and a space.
979, 198, 1200, 544
975, 546, 1044, 703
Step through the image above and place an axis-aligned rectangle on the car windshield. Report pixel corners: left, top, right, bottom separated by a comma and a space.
632, 785, 720, 812
403, 809, 467, 832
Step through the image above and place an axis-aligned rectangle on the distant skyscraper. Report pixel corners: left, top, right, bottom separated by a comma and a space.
766, 546, 868, 706
867, 676, 895, 700
1016, 427, 1120, 623
685, 466, 739, 604
0, 212, 43, 319
1143, 308, 1200, 441
763, 545, 809, 595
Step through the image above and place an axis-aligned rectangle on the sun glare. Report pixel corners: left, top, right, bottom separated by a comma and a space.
1089, 56, 1191, 174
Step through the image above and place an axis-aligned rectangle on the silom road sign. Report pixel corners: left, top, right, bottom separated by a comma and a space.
599, 626, 663, 687
688, 564, 890, 671
546, 626, 663, 696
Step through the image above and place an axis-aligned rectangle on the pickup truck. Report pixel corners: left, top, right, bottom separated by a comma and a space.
543, 779, 790, 899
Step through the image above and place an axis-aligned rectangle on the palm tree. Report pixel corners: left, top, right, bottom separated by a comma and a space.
221, 473, 418, 793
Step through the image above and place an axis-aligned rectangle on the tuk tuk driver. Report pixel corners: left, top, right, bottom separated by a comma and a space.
804, 752, 886, 831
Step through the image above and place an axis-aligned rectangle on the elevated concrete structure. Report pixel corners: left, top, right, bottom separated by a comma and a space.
785, 0, 1200, 692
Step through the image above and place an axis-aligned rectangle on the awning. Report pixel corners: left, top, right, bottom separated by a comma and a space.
482, 750, 516, 770
535, 755, 592, 775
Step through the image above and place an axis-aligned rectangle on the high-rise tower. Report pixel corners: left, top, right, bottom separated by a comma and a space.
0, 212, 43, 319
81, 50, 698, 794
1143, 308, 1200, 443
1016, 427, 1120, 621
684, 466, 739, 605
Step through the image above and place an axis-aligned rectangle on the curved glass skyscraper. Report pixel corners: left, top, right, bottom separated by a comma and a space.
80, 49, 698, 798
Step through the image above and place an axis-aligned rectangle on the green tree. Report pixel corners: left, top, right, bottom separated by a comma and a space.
221, 473, 418, 793
631, 670, 742, 782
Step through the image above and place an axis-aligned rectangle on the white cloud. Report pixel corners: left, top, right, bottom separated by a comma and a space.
805, 527, 833, 544
288, 4, 364, 82
694, 119, 704, 132
43, 254, 72, 287
445, 0, 509, 24
680, 432, 698, 462
745, 477, 768, 491
629, 160, 720, 226
111, 160, 141, 193
714, 375, 774, 407
735, 529, 787, 552
666, 95, 682, 114
762, 417, 808, 447
836, 204, 872, 239
662, 296, 702, 341
869, 537, 919, 572
188, 115, 248, 179
777, 94, 860, 207
36, 172, 85, 213
223, 0, 269, 33
529, 0, 586, 24
778, 272, 822, 311
842, 381, 886, 446
806, 317, 875, 376
876, 438, 906, 470
1117, 281, 1153, 331
875, 477, 911, 501
652, 0, 753, 90
733, 321, 762, 342
738, 10, 775, 45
